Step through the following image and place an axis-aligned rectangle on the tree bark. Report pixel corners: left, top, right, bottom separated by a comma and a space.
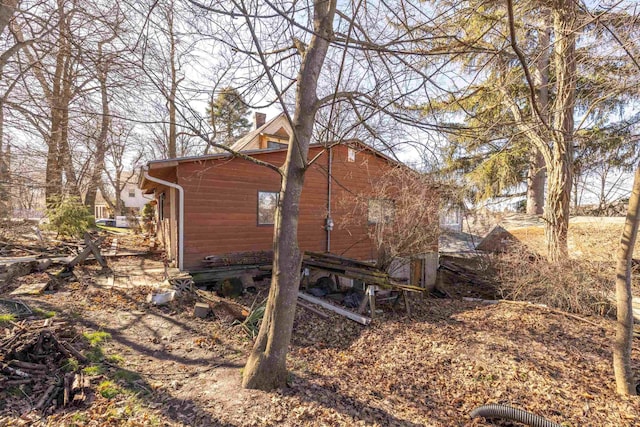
0, 104, 10, 217
526, 149, 545, 215
242, 0, 336, 391
543, 0, 576, 262
167, 1, 177, 158
526, 14, 550, 216
613, 164, 640, 396
85, 44, 110, 213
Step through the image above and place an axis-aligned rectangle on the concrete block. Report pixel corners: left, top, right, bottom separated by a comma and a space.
193, 302, 210, 318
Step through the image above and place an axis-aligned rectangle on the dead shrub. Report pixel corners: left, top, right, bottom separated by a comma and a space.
492, 244, 615, 317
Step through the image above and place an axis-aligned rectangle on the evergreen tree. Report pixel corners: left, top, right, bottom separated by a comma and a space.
206, 87, 251, 149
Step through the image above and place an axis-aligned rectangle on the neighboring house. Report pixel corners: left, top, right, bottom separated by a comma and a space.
95, 172, 151, 219
229, 112, 291, 152
139, 138, 418, 271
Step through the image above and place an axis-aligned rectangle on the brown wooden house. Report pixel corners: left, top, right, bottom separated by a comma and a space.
138, 139, 421, 271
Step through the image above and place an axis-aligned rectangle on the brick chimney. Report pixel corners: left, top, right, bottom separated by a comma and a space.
254, 112, 266, 129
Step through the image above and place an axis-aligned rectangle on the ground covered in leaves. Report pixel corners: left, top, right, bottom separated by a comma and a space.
0, 221, 639, 426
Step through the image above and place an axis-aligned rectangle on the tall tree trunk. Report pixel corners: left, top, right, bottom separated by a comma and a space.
527, 14, 550, 216
167, 2, 177, 158
59, 99, 80, 198
85, 52, 109, 213
544, 158, 571, 261
543, 0, 576, 262
526, 150, 545, 215
613, 164, 640, 396
242, 0, 336, 391
46, 101, 63, 204
0, 103, 9, 217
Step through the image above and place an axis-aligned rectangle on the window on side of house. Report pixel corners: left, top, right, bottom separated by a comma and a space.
367, 199, 394, 224
128, 187, 136, 198
257, 191, 279, 225
159, 193, 165, 221
267, 140, 287, 149
347, 148, 356, 162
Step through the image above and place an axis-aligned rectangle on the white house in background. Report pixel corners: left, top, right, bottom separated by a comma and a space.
95, 172, 152, 219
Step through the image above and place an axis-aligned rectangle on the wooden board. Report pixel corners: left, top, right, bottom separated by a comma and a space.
10, 282, 49, 296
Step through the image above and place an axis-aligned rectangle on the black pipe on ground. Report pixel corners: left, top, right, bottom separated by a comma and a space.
470, 404, 562, 427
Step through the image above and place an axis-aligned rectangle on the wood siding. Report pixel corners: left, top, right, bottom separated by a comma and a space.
158, 145, 396, 270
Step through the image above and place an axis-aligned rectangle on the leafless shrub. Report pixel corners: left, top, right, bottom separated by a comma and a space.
338, 167, 441, 271
492, 244, 615, 317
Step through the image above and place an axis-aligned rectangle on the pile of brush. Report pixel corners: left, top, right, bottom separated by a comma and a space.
1, 318, 90, 417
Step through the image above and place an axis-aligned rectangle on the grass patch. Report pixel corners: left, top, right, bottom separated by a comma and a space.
82, 365, 105, 376
70, 413, 89, 425
106, 354, 125, 365
97, 381, 120, 399
83, 331, 112, 346
113, 369, 141, 384
0, 314, 16, 325
85, 346, 105, 363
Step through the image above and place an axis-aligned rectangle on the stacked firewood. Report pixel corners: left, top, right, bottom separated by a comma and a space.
0, 319, 89, 416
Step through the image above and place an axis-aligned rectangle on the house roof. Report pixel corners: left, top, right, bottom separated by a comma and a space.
228, 112, 291, 152
143, 139, 401, 171
139, 140, 405, 193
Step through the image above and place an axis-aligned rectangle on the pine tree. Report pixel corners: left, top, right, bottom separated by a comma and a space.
206, 87, 251, 149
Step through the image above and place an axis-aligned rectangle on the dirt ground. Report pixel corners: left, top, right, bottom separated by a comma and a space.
1, 225, 640, 426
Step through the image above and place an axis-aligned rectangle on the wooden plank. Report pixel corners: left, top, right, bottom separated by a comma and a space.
303, 259, 387, 278
10, 282, 49, 296
297, 301, 330, 319
298, 292, 371, 325
304, 251, 377, 269
84, 234, 108, 268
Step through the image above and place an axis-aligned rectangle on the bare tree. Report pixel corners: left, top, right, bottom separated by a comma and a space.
613, 162, 640, 396
239, 0, 337, 391
338, 167, 441, 272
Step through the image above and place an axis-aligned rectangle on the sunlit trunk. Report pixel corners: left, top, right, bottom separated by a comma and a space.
242, 0, 336, 391
613, 164, 639, 396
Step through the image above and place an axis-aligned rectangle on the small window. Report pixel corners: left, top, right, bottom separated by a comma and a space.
258, 191, 279, 225
267, 141, 287, 149
159, 193, 165, 221
128, 187, 135, 198
348, 148, 356, 162
368, 199, 394, 224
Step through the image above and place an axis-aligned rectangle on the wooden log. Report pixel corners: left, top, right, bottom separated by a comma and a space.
190, 267, 261, 283
33, 383, 56, 411
63, 372, 75, 407
203, 250, 273, 267
8, 360, 46, 371
304, 251, 377, 268
52, 333, 88, 363
3, 378, 32, 386
298, 292, 371, 325
303, 258, 388, 278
